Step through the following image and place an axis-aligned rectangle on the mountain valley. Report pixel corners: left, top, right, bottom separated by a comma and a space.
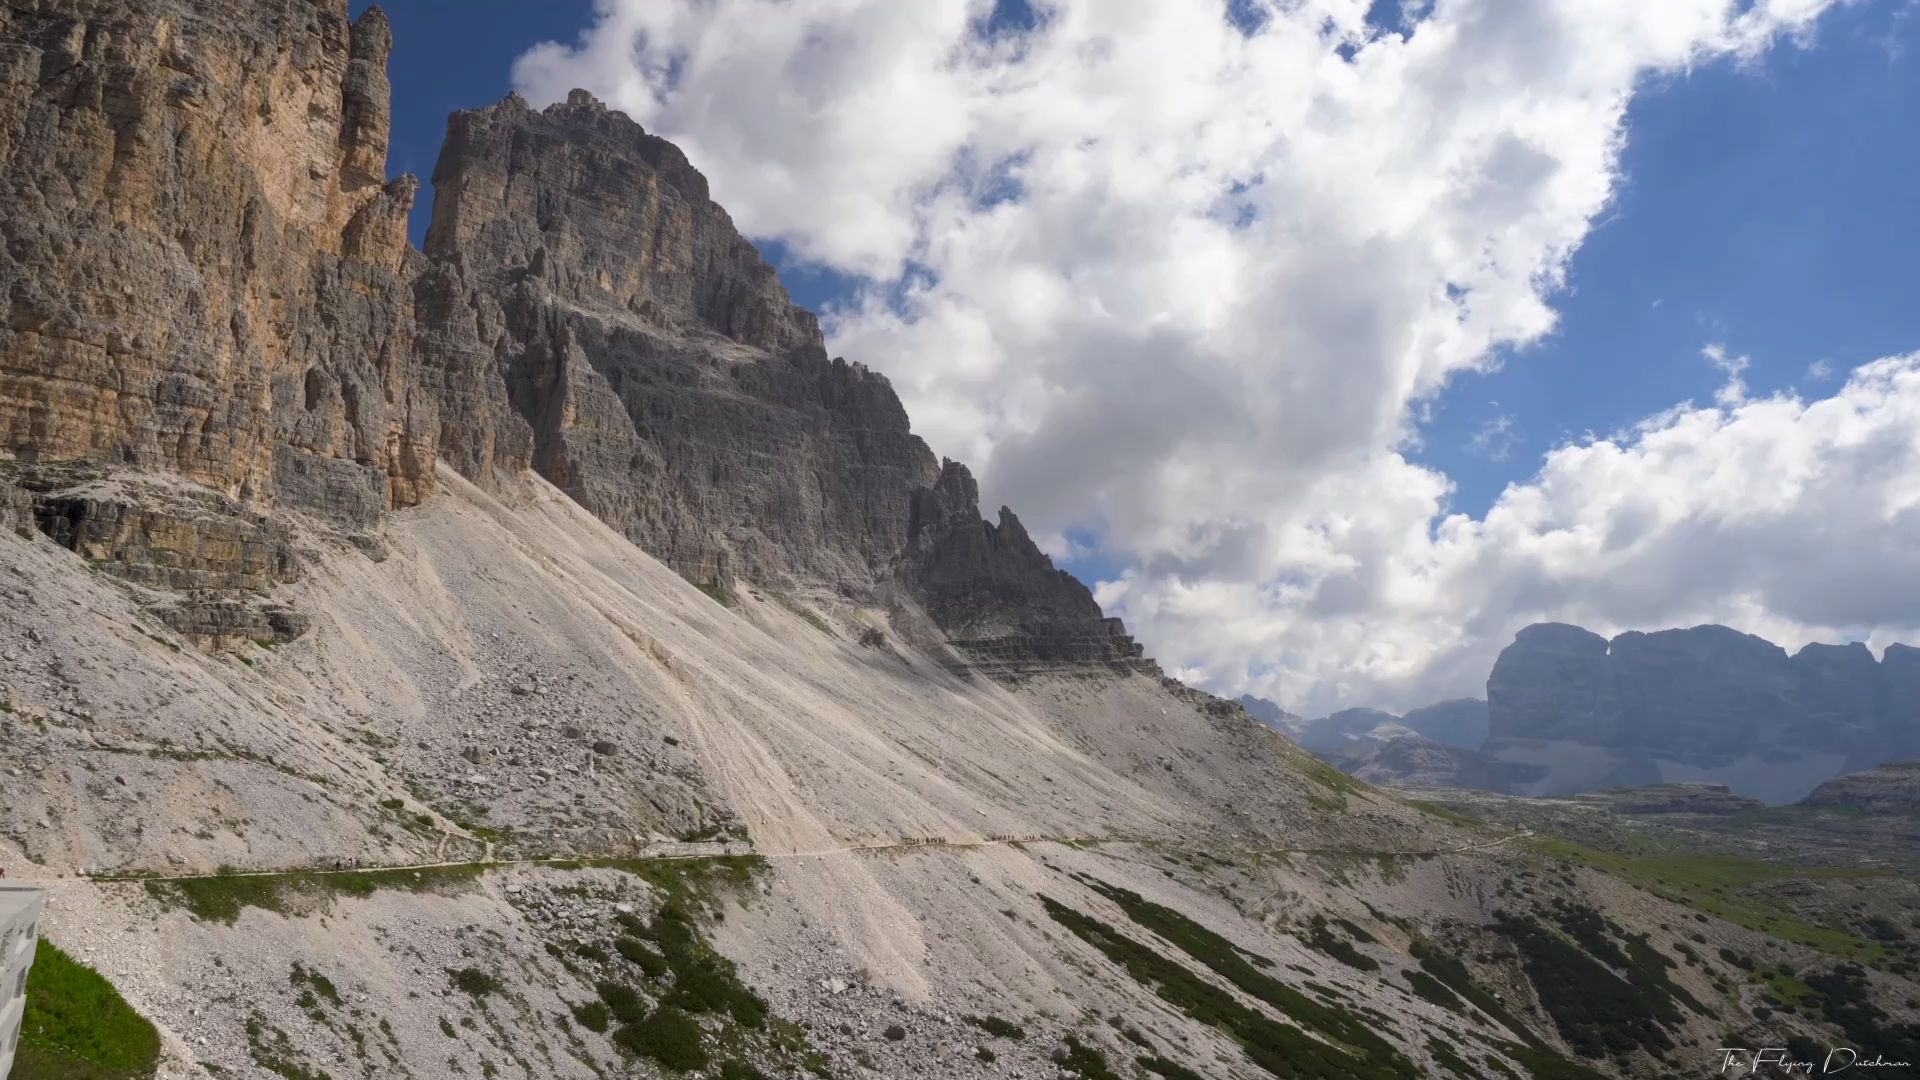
0, 3, 1915, 1080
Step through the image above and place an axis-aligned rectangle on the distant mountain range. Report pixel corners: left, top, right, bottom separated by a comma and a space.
1236, 696, 1488, 752
1254, 622, 1920, 804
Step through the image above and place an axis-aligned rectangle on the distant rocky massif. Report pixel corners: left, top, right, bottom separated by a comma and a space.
1480, 623, 1920, 803
3, 4, 1917, 1080
1803, 760, 1920, 815
1282, 622, 1920, 804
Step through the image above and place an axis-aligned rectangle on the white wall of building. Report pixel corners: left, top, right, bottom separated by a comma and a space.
0, 886, 44, 1080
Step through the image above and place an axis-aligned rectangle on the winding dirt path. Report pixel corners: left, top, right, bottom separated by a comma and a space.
59, 828, 1535, 887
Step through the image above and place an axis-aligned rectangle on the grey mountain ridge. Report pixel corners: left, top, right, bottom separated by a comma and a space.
1239, 695, 1489, 751
1316, 622, 1920, 804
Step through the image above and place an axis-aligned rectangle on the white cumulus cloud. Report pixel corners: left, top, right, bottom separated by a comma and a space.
512, 0, 1914, 714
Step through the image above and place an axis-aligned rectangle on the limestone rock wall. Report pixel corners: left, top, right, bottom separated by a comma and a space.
1487, 622, 1920, 772
1485, 623, 1622, 744
902, 459, 1156, 677
415, 91, 941, 588
0, 0, 433, 521
1801, 760, 1920, 814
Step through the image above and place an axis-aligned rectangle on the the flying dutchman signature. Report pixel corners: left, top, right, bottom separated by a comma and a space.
1716, 1047, 1913, 1074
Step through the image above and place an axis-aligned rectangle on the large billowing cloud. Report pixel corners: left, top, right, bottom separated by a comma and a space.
513, 0, 1916, 713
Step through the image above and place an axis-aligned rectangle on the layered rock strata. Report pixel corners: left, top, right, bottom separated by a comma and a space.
0, 1, 433, 519
5, 461, 306, 646
415, 90, 941, 590
1801, 761, 1920, 815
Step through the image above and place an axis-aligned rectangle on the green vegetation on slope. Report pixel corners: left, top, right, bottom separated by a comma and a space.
12, 939, 162, 1080
632, 895, 768, 1027
964, 1014, 1027, 1040
1136, 1054, 1208, 1080
1527, 838, 1886, 961
1409, 940, 1537, 1045
613, 1004, 709, 1072
572, 857, 807, 1076
1797, 964, 1920, 1064
559, 854, 766, 907
1544, 901, 1706, 1016
1408, 940, 1610, 1080
1493, 912, 1678, 1060
1043, 881, 1415, 1079
1059, 1036, 1123, 1080
1302, 913, 1379, 971
1298, 752, 1368, 810
143, 863, 484, 923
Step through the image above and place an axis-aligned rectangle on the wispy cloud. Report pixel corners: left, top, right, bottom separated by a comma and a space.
1703, 342, 1751, 406
1467, 413, 1518, 462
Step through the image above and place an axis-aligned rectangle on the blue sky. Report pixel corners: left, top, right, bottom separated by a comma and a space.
1415, 4, 1920, 518
365, 0, 1920, 708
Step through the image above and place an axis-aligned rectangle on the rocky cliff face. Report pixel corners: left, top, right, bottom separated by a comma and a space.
413, 90, 941, 590
1485, 622, 1920, 801
1343, 733, 1481, 789
0, 0, 434, 641
409, 91, 1153, 672
902, 459, 1156, 676
1485, 624, 1623, 744
0, 1, 433, 521
1801, 761, 1920, 815
1399, 698, 1489, 749
1235, 694, 1304, 736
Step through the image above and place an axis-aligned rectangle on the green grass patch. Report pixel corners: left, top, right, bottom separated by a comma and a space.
143, 863, 484, 924
288, 962, 341, 1006
695, 581, 734, 608
596, 982, 648, 1025
772, 594, 838, 637
1797, 964, 1920, 1063
558, 855, 766, 910
1136, 1055, 1207, 1080
12, 939, 162, 1080
1405, 800, 1481, 829
244, 1014, 333, 1080
571, 1001, 611, 1033
614, 935, 670, 977
450, 967, 500, 997
1409, 940, 1540, 1046
964, 1014, 1026, 1040
1427, 1037, 1475, 1078
1405, 971, 1462, 1011
1060, 1036, 1123, 1080
1766, 972, 1814, 1007
613, 1005, 709, 1072
1525, 838, 1885, 961
1303, 914, 1379, 971
1297, 753, 1367, 810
